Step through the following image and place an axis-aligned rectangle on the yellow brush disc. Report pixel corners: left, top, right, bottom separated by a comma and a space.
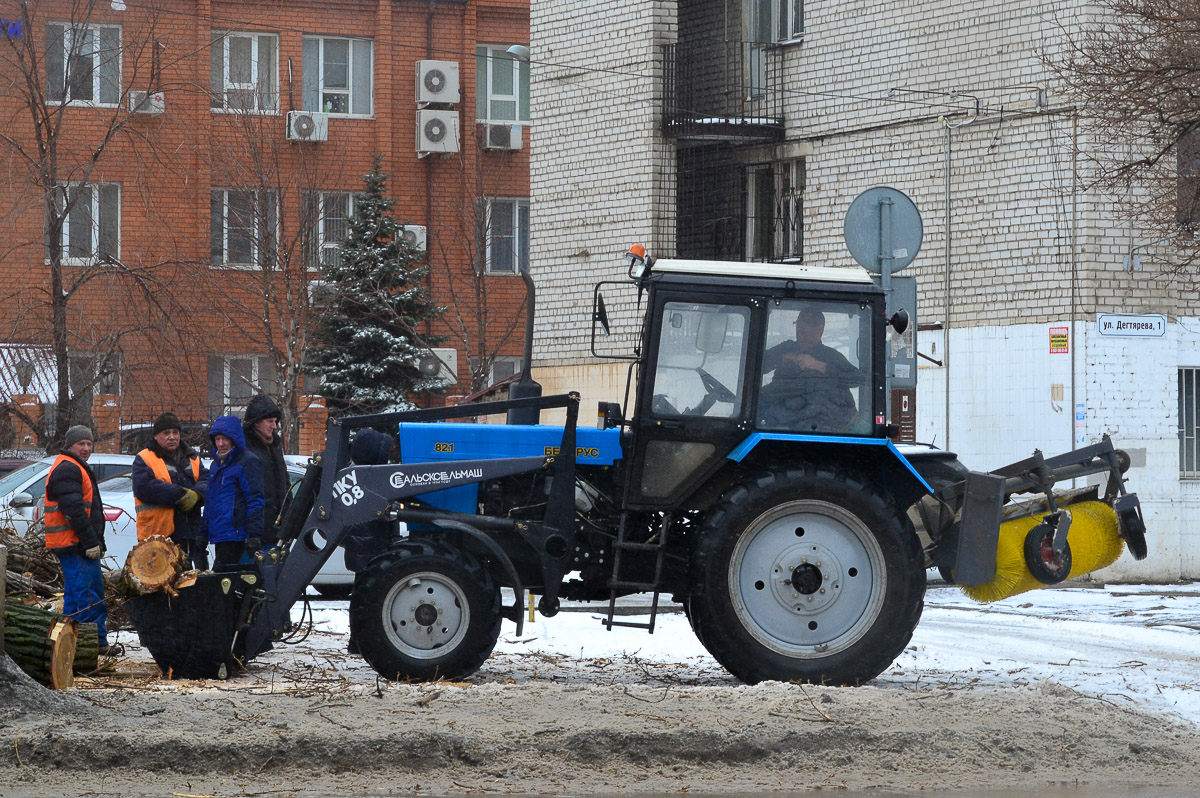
960, 500, 1124, 603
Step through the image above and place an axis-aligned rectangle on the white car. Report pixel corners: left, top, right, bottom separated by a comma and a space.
95, 460, 356, 596
0, 454, 135, 539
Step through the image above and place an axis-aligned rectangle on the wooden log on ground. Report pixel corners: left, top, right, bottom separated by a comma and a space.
2, 601, 77, 689
74, 622, 98, 673
123, 537, 187, 596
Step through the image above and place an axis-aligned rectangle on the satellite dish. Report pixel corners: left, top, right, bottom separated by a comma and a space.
843, 186, 923, 274
424, 118, 446, 143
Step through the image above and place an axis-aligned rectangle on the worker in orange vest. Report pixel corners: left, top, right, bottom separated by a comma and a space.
44, 425, 116, 655
131, 412, 210, 569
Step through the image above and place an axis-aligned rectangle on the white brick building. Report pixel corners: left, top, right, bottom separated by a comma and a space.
530, 0, 1199, 580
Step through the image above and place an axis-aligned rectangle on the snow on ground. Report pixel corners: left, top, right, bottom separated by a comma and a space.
222, 577, 1200, 726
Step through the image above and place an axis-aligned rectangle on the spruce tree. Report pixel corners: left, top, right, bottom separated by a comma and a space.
308, 156, 444, 414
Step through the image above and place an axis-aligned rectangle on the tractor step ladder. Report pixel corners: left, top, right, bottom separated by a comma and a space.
604, 512, 672, 633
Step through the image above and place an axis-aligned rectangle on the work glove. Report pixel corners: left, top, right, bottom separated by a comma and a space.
245, 537, 262, 556
84, 545, 104, 560
176, 489, 200, 512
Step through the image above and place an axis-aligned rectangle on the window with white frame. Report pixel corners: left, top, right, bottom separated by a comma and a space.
745, 159, 804, 262
476, 45, 529, 124
471, 355, 522, 386
306, 191, 356, 268
483, 198, 529, 274
55, 183, 119, 264
302, 36, 373, 115
207, 354, 275, 413
1181, 368, 1200, 477
750, 0, 803, 43
211, 189, 278, 268
46, 23, 121, 105
210, 31, 278, 112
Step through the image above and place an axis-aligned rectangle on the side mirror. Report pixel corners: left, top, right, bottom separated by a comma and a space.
593, 293, 611, 337
888, 309, 910, 335
9, 492, 35, 508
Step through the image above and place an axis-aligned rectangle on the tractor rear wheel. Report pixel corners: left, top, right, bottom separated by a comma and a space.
350, 542, 501, 681
687, 465, 925, 685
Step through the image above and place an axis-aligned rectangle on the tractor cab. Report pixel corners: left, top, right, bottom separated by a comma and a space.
599, 253, 898, 508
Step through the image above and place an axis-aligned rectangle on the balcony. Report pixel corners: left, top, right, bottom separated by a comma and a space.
662, 40, 784, 142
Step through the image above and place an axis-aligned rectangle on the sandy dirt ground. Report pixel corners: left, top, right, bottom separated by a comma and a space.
3, 631, 1200, 798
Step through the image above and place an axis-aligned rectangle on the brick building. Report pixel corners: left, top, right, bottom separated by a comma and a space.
529, 0, 1199, 581
0, 0, 530, 455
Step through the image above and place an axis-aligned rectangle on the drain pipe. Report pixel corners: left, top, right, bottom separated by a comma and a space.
943, 120, 953, 452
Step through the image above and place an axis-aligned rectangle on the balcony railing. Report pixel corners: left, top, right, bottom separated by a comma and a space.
662, 40, 784, 142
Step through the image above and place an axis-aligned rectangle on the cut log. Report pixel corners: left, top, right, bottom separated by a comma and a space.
124, 537, 187, 595
3, 601, 77, 689
74, 622, 98, 674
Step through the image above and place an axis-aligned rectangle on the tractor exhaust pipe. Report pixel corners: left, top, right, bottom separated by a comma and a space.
508, 263, 542, 425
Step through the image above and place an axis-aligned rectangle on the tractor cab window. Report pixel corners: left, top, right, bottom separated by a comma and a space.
758, 300, 872, 435
649, 302, 749, 419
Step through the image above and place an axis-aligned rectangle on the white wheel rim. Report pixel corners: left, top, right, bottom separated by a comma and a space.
381, 570, 469, 660
729, 500, 886, 658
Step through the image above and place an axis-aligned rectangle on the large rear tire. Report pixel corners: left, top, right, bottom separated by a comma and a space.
687, 465, 925, 685
350, 542, 501, 681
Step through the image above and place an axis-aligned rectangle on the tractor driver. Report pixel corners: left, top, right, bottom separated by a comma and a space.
759, 306, 864, 432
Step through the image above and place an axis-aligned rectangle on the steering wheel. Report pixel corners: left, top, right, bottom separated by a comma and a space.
697, 368, 736, 404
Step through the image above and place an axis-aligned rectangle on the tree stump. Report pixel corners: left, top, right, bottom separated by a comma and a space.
124, 537, 188, 596
2, 602, 77, 689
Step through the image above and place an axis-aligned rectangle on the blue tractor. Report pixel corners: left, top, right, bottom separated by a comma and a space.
219, 249, 1146, 686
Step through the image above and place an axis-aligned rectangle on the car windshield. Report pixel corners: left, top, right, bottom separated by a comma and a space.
0, 461, 50, 497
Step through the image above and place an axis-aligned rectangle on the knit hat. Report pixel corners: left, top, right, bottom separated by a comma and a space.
63, 425, 93, 448
152, 412, 182, 435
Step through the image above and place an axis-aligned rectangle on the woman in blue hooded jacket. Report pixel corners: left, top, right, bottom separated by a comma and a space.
204, 415, 265, 568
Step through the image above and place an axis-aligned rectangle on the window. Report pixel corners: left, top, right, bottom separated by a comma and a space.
305, 191, 355, 268
1181, 368, 1200, 477
470, 355, 522, 386
750, 0, 803, 44
476, 45, 529, 123
68, 352, 121, 424
649, 303, 750, 420
210, 32, 277, 112
55, 183, 119, 264
483, 198, 529, 273
758, 300, 872, 435
211, 189, 278, 268
303, 37, 373, 115
207, 354, 276, 413
746, 159, 804, 262
46, 23, 121, 105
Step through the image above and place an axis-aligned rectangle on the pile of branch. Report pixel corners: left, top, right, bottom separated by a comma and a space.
3, 521, 131, 631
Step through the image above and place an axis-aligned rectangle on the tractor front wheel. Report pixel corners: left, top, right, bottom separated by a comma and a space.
688, 466, 925, 685
350, 542, 501, 681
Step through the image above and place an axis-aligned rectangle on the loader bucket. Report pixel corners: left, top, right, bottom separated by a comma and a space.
123, 568, 263, 679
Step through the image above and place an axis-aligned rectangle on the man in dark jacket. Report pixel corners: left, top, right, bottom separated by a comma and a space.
132, 412, 210, 569
44, 425, 116, 654
204, 415, 265, 568
243, 394, 287, 546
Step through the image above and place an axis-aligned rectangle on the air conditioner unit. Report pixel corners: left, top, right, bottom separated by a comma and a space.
428, 348, 458, 385
483, 124, 522, 151
129, 90, 165, 115
287, 110, 329, 142
416, 110, 460, 155
398, 224, 427, 252
416, 60, 460, 104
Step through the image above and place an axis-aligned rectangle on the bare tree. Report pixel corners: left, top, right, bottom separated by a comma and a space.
0, 0, 186, 445
1052, 0, 1200, 269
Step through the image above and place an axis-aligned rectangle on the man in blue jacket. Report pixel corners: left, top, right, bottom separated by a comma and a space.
204, 415, 265, 568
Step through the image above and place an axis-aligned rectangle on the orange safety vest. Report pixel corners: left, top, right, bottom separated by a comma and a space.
135, 449, 201, 541
44, 454, 93, 550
